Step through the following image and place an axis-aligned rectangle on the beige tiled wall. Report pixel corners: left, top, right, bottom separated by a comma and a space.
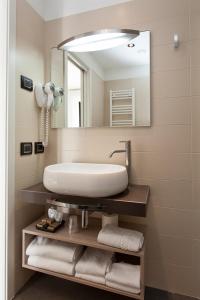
14, 0, 49, 295
190, 1, 200, 297
45, 0, 200, 298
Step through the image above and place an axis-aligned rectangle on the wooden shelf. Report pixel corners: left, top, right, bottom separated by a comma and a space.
20, 183, 150, 217
23, 217, 145, 257
22, 217, 145, 299
22, 264, 142, 299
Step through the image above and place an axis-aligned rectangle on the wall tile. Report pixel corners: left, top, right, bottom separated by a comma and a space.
192, 153, 200, 180
146, 231, 193, 267
15, 153, 45, 189
191, 97, 200, 152
153, 98, 191, 125
192, 180, 200, 210
165, 264, 196, 297
147, 205, 196, 239
148, 179, 193, 210
84, 127, 152, 137
191, 68, 200, 96
130, 0, 189, 23
15, 125, 39, 154
146, 260, 195, 297
138, 125, 191, 153
192, 239, 200, 298
131, 152, 191, 181
152, 43, 189, 72
190, 39, 200, 68
190, 14, 200, 40
152, 69, 190, 99
190, 0, 200, 15
142, 16, 190, 46
62, 125, 190, 154
193, 210, 200, 240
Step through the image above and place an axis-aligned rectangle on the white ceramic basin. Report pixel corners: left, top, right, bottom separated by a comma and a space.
43, 163, 128, 198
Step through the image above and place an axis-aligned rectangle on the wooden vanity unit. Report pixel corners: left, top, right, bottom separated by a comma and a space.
21, 183, 150, 299
21, 183, 150, 217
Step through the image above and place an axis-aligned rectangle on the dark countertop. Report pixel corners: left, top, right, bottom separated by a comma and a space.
20, 183, 150, 217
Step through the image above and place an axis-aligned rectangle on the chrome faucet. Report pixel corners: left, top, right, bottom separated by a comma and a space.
109, 140, 131, 179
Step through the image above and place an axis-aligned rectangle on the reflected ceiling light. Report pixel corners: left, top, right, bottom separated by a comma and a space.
58, 29, 139, 52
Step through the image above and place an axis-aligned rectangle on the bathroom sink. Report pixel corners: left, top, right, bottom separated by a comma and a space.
43, 163, 128, 198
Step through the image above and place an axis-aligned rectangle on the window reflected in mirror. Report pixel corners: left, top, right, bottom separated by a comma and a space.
67, 59, 84, 127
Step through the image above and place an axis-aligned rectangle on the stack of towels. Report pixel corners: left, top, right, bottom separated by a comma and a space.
26, 232, 142, 295
75, 247, 113, 284
105, 262, 141, 294
26, 236, 83, 276
97, 224, 144, 252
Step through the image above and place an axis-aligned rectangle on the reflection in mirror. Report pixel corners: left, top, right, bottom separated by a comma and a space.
51, 30, 150, 128
67, 59, 84, 127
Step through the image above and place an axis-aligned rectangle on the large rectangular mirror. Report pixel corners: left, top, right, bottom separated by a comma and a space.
51, 30, 150, 128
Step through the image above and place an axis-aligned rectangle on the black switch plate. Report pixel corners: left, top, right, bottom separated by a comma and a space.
21, 75, 33, 91
35, 142, 44, 154
20, 143, 32, 155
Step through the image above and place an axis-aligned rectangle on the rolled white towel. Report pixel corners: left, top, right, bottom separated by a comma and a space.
75, 247, 113, 277
75, 273, 105, 285
106, 280, 140, 294
28, 255, 75, 276
26, 237, 83, 263
105, 262, 140, 291
97, 224, 144, 252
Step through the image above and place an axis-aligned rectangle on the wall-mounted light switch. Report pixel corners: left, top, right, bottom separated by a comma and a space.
34, 142, 44, 154
20, 142, 32, 155
21, 75, 33, 91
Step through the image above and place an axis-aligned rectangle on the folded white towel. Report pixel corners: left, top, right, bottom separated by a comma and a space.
75, 247, 113, 277
26, 237, 83, 263
105, 262, 140, 291
28, 255, 75, 275
75, 273, 105, 285
106, 280, 140, 294
97, 224, 144, 252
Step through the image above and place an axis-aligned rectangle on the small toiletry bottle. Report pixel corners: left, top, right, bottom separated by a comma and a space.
102, 213, 118, 228
48, 206, 57, 220
55, 210, 63, 223
68, 215, 79, 234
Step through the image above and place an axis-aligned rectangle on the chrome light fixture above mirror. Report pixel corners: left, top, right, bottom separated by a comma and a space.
58, 29, 140, 52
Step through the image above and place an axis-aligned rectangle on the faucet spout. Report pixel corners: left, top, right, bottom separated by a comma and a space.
109, 149, 125, 158
109, 141, 131, 181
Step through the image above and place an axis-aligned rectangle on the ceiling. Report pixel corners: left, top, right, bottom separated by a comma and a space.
26, 0, 132, 21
